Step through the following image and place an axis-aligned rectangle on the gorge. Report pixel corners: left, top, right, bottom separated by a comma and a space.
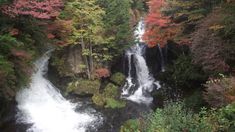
0, 0, 234, 132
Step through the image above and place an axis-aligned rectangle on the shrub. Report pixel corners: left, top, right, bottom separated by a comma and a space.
103, 83, 119, 98
120, 119, 140, 132
184, 90, 206, 111
95, 68, 110, 78
203, 76, 235, 108
105, 98, 126, 109
144, 102, 231, 132
92, 83, 126, 109
92, 93, 106, 106
159, 55, 206, 89
110, 72, 126, 86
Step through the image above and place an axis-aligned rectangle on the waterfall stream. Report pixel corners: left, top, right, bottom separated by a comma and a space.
16, 51, 102, 132
122, 21, 161, 105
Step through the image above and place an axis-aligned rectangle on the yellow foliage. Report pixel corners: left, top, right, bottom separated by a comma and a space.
209, 24, 225, 31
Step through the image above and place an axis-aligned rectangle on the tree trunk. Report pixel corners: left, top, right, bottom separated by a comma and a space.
81, 36, 91, 79
89, 42, 94, 79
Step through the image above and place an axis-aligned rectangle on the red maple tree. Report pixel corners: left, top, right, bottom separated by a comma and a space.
143, 0, 177, 47
1, 0, 63, 19
95, 68, 110, 78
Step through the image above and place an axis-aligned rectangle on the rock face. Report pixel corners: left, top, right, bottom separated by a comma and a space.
48, 45, 87, 93
0, 99, 16, 131
66, 45, 85, 75
50, 44, 86, 77
145, 45, 163, 78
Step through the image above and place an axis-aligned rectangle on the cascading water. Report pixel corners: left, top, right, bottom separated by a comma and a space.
16, 51, 102, 132
122, 21, 160, 105
158, 44, 165, 72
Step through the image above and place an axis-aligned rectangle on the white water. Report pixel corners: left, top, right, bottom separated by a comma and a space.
122, 21, 160, 104
16, 51, 102, 132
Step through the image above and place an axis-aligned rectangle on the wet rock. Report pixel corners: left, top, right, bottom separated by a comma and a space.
145, 45, 162, 77
49, 44, 86, 77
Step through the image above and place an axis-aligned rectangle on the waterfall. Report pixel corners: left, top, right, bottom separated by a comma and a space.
122, 21, 160, 105
158, 44, 165, 72
16, 51, 102, 132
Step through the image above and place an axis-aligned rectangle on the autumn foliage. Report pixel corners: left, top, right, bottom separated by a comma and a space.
95, 68, 110, 78
11, 49, 32, 60
143, 0, 177, 47
1, 0, 63, 19
204, 76, 235, 108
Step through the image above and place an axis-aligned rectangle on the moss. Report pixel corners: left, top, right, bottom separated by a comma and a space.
103, 83, 119, 98
92, 83, 126, 109
92, 93, 105, 106
110, 72, 126, 86
120, 119, 140, 132
105, 98, 126, 109
67, 79, 100, 95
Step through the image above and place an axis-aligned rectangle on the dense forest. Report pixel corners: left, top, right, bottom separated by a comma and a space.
0, 0, 234, 132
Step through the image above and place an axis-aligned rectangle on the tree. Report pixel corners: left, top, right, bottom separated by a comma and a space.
1, 0, 63, 19
98, 0, 133, 55
60, 0, 108, 79
143, 0, 176, 47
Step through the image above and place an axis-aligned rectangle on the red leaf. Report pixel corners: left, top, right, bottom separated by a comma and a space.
95, 68, 110, 78
9, 28, 19, 36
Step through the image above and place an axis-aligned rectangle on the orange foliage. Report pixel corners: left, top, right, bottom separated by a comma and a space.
143, 0, 177, 47
143, 26, 179, 47
47, 33, 55, 39
95, 68, 110, 78
145, 0, 169, 28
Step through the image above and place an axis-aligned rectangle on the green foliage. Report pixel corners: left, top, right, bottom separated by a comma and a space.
165, 0, 223, 22
184, 90, 206, 111
120, 119, 140, 132
98, 0, 133, 56
103, 83, 119, 98
63, 0, 106, 45
0, 16, 44, 101
219, 3, 235, 69
51, 54, 69, 76
220, 103, 235, 130
0, 55, 14, 76
105, 98, 126, 109
220, 3, 235, 41
92, 93, 106, 106
130, 0, 145, 12
0, 34, 18, 55
159, 55, 206, 89
60, 0, 114, 78
92, 83, 126, 108
110, 72, 126, 86
144, 102, 231, 132
0, 0, 11, 5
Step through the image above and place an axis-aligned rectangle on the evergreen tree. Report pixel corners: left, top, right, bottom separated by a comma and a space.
98, 0, 133, 56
